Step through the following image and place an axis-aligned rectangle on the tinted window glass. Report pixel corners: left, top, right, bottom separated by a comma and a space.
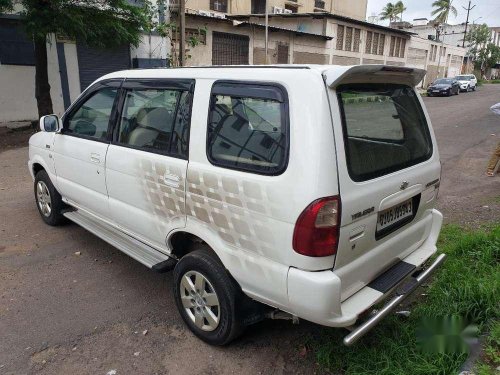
338, 84, 432, 182
207, 84, 288, 174
66, 88, 117, 140
117, 89, 181, 154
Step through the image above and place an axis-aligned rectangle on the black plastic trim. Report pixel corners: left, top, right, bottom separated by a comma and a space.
368, 260, 416, 293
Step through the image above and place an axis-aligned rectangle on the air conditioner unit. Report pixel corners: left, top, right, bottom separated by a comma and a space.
283, 9, 293, 14
273, 6, 284, 14
213, 13, 226, 19
198, 10, 211, 17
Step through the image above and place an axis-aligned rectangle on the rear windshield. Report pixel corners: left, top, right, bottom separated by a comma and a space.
337, 83, 433, 182
456, 75, 470, 80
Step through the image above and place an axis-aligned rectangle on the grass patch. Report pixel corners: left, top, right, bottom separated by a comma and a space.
311, 225, 500, 375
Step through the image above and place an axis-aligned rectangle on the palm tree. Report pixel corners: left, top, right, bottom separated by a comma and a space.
431, 0, 457, 24
380, 2, 398, 23
395, 1, 407, 21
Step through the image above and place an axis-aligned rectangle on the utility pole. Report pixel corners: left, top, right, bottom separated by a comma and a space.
265, 0, 269, 64
462, 1, 475, 47
179, 0, 186, 66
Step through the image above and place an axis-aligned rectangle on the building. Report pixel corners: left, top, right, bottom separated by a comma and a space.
0, 0, 467, 123
177, 0, 367, 20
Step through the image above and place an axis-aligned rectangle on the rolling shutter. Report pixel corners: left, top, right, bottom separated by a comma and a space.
77, 43, 131, 90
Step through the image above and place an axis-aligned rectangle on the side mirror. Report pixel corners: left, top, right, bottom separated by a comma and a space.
39, 114, 61, 132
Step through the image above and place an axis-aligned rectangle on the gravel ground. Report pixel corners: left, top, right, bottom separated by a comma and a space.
0, 84, 498, 375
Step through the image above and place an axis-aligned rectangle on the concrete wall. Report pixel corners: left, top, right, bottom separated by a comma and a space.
0, 34, 66, 122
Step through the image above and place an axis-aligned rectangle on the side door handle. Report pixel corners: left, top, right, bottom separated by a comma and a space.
90, 153, 100, 163
163, 173, 180, 188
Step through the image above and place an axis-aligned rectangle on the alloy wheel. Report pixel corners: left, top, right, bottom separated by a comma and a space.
36, 181, 52, 217
180, 271, 220, 331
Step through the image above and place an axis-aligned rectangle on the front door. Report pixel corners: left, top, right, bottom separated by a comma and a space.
53, 80, 122, 219
105, 79, 194, 252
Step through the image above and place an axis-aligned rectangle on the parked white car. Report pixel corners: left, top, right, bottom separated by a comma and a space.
28, 65, 445, 346
455, 74, 477, 92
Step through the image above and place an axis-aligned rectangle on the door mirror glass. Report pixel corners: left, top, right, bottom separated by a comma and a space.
40, 115, 60, 132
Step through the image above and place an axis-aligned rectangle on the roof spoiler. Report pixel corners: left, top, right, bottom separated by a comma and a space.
324, 65, 427, 88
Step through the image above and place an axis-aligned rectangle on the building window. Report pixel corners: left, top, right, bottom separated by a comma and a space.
378, 34, 385, 55
336, 25, 344, 50
277, 43, 289, 64
284, 4, 298, 13
365, 31, 373, 53
172, 28, 207, 45
389, 36, 406, 57
314, 0, 325, 9
0, 19, 35, 66
372, 33, 379, 55
345, 27, 353, 51
399, 38, 406, 57
210, 0, 227, 12
337, 25, 360, 52
389, 36, 395, 57
353, 28, 361, 52
251, 0, 266, 14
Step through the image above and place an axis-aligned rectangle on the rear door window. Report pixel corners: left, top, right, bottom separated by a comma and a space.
337, 83, 432, 181
207, 82, 289, 175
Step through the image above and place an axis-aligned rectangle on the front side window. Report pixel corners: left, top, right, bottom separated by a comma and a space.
117, 88, 191, 157
65, 87, 117, 140
337, 84, 432, 182
207, 82, 288, 175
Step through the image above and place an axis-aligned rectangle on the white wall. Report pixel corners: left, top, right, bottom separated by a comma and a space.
0, 34, 65, 122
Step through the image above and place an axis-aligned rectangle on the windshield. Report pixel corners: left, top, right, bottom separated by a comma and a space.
337, 83, 433, 181
434, 79, 453, 85
455, 76, 470, 81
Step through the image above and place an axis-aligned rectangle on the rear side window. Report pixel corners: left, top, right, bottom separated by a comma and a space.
207, 82, 289, 175
337, 83, 432, 182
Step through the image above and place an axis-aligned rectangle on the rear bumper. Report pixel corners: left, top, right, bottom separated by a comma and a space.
286, 209, 444, 341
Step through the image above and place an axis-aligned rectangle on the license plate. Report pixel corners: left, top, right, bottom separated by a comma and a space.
377, 198, 413, 232
433, 90, 440, 93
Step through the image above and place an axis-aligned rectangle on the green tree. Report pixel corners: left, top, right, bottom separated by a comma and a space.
380, 2, 399, 23
394, 1, 406, 21
466, 24, 499, 76
431, 0, 457, 24
0, 0, 148, 118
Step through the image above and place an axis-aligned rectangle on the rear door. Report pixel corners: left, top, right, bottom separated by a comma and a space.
105, 79, 194, 252
325, 66, 441, 300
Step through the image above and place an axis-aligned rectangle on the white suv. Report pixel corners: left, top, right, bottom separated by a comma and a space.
455, 74, 477, 92
29, 65, 445, 346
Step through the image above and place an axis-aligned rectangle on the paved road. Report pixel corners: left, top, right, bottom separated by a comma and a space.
0, 85, 498, 375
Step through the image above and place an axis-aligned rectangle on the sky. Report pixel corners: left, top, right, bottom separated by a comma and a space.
367, 0, 500, 27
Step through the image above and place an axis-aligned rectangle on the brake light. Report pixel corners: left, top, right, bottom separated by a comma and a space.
293, 196, 341, 257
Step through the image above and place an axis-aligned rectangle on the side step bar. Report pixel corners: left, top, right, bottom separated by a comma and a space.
63, 210, 174, 270
343, 253, 446, 346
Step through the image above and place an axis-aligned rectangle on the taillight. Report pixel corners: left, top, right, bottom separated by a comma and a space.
292, 196, 341, 257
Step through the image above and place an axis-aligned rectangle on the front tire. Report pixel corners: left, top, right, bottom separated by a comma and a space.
173, 246, 244, 345
34, 170, 66, 226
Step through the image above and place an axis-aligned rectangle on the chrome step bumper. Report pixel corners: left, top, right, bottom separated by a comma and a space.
343, 253, 446, 346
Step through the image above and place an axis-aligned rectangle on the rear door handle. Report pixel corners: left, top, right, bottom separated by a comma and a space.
90, 153, 100, 163
164, 173, 180, 188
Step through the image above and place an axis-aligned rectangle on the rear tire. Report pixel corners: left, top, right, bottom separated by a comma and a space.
34, 170, 66, 226
173, 246, 244, 345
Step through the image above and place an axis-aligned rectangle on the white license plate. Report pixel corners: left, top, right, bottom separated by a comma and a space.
433, 90, 440, 93
377, 198, 413, 232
